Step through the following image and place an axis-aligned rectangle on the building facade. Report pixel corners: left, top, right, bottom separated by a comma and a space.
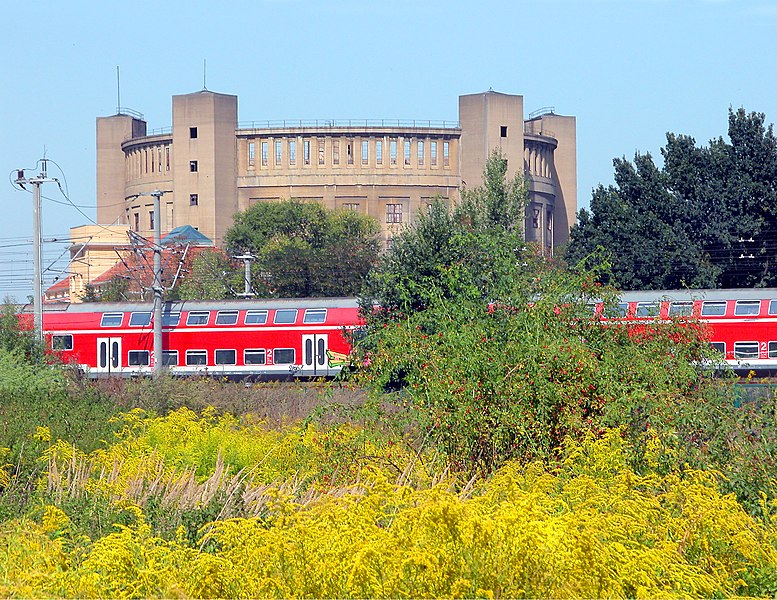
96, 89, 576, 254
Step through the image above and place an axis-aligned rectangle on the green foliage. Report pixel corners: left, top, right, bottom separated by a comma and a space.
567, 107, 777, 289
224, 200, 381, 297
175, 248, 242, 300
80, 277, 131, 302
0, 302, 45, 363
363, 148, 528, 315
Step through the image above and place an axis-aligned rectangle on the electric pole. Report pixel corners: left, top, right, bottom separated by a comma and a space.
234, 254, 255, 298
15, 159, 57, 343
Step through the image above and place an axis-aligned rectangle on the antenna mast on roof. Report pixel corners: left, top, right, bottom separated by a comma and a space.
203, 59, 207, 90
116, 66, 121, 114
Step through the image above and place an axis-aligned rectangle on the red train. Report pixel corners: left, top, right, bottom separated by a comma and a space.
615, 288, 777, 374
25, 288, 777, 378
34, 298, 362, 379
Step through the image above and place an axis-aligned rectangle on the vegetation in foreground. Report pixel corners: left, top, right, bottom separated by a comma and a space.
1, 150, 776, 596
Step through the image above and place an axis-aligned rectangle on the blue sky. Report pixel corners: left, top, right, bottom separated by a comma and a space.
1, 0, 775, 301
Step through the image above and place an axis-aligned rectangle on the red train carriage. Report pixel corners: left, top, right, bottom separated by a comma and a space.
38, 298, 362, 379
615, 289, 777, 374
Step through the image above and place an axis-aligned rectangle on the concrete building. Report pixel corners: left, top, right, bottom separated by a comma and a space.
96, 89, 576, 255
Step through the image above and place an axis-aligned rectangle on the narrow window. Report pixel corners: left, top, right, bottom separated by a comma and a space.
186, 350, 208, 366
347, 140, 354, 165
52, 334, 73, 350
215, 349, 236, 365
245, 310, 268, 324
343, 202, 360, 212
215, 310, 239, 325
319, 139, 325, 165
190, 194, 198, 206
376, 140, 383, 165
390, 139, 397, 165
635, 302, 659, 318
186, 311, 210, 326
386, 203, 403, 224
190, 127, 198, 139
158, 148, 162, 172
333, 140, 340, 165
262, 141, 268, 166
129, 312, 152, 327
404, 140, 411, 165
417, 140, 424, 165
244, 349, 266, 365
701, 301, 727, 316
189, 160, 198, 172
304, 139, 310, 165
734, 300, 761, 316
443, 141, 450, 166
128, 350, 150, 366
669, 302, 693, 317
133, 213, 139, 231
162, 312, 180, 327
431, 141, 438, 166
248, 142, 255, 168
289, 139, 296, 165
149, 210, 155, 231
165, 147, 170, 171
500, 125, 508, 137
162, 350, 179, 366
275, 140, 282, 165
274, 348, 295, 364
274, 309, 298, 324
770, 299, 777, 315
101, 313, 123, 327
303, 308, 327, 324
734, 341, 759, 359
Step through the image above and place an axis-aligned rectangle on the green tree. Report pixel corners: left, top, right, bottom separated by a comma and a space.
175, 248, 243, 300
224, 200, 381, 297
362, 148, 528, 316
567, 108, 777, 289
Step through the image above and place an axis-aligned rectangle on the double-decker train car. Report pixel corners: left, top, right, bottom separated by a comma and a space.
616, 288, 777, 374
36, 297, 362, 379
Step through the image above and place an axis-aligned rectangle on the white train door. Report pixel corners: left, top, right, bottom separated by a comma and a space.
302, 334, 329, 376
96, 337, 122, 375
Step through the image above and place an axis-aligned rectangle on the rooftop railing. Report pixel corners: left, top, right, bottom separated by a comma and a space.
237, 119, 461, 130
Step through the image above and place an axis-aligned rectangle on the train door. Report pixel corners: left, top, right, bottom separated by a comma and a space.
302, 334, 329, 376
95, 337, 122, 375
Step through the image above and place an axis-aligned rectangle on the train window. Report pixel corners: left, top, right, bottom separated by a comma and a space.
603, 303, 628, 318
274, 348, 295, 364
769, 342, 777, 359
187, 311, 210, 326
733, 342, 759, 359
52, 334, 73, 350
770, 300, 777, 315
162, 350, 178, 366
186, 350, 207, 365
245, 310, 268, 325
215, 311, 239, 325
215, 349, 236, 365
710, 341, 725, 355
635, 302, 659, 318
128, 350, 150, 366
100, 313, 123, 327
701, 301, 727, 316
162, 312, 181, 327
303, 309, 327, 324
274, 309, 298, 324
244, 349, 266, 365
734, 300, 761, 316
669, 302, 693, 317
129, 312, 152, 327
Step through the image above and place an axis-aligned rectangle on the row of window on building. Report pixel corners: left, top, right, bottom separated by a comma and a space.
126, 144, 172, 179
246, 137, 451, 170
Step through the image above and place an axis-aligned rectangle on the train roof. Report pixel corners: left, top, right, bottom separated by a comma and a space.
35, 297, 361, 314
618, 289, 777, 303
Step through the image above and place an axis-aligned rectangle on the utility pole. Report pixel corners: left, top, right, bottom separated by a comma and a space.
234, 254, 255, 298
15, 159, 57, 343
128, 189, 171, 376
